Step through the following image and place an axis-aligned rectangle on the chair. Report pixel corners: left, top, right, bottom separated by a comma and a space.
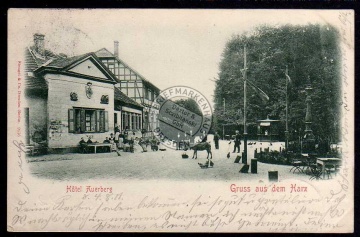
309, 163, 333, 180
303, 155, 317, 175
290, 155, 305, 174
309, 164, 323, 180
335, 164, 342, 176
323, 163, 341, 179
324, 165, 334, 179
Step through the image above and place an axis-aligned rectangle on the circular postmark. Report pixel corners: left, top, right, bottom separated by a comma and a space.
150, 86, 213, 150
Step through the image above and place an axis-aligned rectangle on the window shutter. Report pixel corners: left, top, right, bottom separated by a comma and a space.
80, 109, 86, 132
68, 109, 75, 133
104, 111, 109, 132
96, 110, 100, 132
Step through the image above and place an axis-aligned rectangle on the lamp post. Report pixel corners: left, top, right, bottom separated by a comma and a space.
302, 76, 315, 153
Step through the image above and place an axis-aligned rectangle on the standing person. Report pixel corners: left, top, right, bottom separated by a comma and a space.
114, 126, 120, 148
214, 132, 220, 149
109, 133, 115, 143
110, 132, 121, 156
201, 131, 208, 143
232, 130, 241, 153
109, 133, 116, 152
123, 126, 129, 143
141, 128, 147, 138
129, 132, 136, 153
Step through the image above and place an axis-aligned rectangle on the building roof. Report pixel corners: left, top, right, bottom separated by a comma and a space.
25, 46, 64, 90
114, 87, 143, 109
34, 52, 118, 84
25, 41, 142, 109
95, 48, 160, 92
44, 53, 93, 68
27, 46, 63, 67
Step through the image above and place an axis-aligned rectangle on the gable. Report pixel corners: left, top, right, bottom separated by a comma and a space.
95, 48, 160, 92
95, 48, 114, 58
68, 58, 108, 79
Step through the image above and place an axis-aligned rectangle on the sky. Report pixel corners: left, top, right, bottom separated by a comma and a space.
10, 9, 344, 106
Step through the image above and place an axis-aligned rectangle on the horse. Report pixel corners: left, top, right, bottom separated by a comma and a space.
191, 142, 212, 159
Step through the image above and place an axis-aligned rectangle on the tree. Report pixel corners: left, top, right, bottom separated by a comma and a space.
214, 24, 341, 143
173, 98, 202, 116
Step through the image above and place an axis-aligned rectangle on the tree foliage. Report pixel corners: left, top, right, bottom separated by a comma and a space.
214, 24, 341, 142
173, 98, 202, 116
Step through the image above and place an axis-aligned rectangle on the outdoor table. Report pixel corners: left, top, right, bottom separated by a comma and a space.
87, 143, 112, 153
316, 158, 341, 179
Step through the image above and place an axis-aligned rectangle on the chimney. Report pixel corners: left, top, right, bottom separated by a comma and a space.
114, 40, 119, 57
34, 33, 45, 56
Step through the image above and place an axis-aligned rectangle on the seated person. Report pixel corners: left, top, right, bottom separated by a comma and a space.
109, 133, 115, 143
87, 137, 93, 144
123, 133, 128, 144
103, 137, 110, 143
137, 137, 148, 152
119, 133, 125, 139
79, 137, 86, 145
79, 137, 88, 153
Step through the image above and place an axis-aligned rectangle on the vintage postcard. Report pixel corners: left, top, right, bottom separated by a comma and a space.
7, 9, 354, 232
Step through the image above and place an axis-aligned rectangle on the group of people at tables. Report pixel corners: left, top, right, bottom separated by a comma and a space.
79, 127, 144, 154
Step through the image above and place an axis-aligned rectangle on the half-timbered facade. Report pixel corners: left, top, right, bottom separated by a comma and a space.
95, 44, 160, 132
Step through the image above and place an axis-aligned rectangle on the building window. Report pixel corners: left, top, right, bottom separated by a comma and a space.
68, 108, 108, 133
121, 113, 125, 130
144, 112, 148, 129
148, 89, 152, 100
120, 112, 142, 130
136, 114, 138, 129
131, 114, 135, 130
114, 113, 118, 128
85, 110, 96, 131
127, 114, 131, 129
138, 115, 141, 129
145, 89, 149, 100
151, 90, 154, 101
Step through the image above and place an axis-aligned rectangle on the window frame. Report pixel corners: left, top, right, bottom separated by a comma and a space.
69, 107, 108, 134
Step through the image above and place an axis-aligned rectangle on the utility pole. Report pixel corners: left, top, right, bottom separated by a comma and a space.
285, 65, 289, 151
243, 45, 248, 164
223, 98, 225, 140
